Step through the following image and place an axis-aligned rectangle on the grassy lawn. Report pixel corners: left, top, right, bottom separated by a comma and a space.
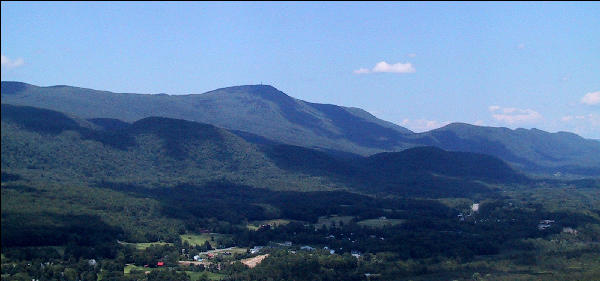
125, 265, 226, 280
124, 264, 151, 274
119, 241, 173, 250
357, 218, 405, 228
185, 271, 226, 281
247, 219, 294, 230
315, 215, 355, 228
180, 233, 229, 248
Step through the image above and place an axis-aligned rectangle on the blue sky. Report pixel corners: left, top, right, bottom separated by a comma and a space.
2, 2, 599, 138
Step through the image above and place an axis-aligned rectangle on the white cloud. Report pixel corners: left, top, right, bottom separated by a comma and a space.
488, 105, 501, 112
407, 53, 417, 58
354, 61, 415, 75
560, 113, 600, 138
489, 106, 542, 124
401, 119, 450, 132
581, 91, 600, 105
353, 68, 371, 74
1, 54, 24, 68
373, 61, 415, 73
561, 115, 586, 122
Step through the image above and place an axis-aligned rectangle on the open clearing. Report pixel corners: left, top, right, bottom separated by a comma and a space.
357, 218, 405, 228
118, 240, 173, 250
241, 254, 269, 268
247, 219, 295, 230
180, 233, 229, 248
315, 215, 355, 228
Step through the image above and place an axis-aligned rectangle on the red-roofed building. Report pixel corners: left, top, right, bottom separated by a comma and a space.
157, 261, 164, 267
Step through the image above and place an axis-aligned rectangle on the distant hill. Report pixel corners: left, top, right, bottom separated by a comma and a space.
2, 81, 599, 176
418, 123, 600, 175
1, 104, 527, 198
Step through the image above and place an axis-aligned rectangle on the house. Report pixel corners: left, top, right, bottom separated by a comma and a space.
300, 246, 315, 251
193, 255, 202, 261
157, 261, 164, 267
538, 220, 555, 230
258, 224, 271, 231
250, 246, 264, 254
351, 250, 361, 258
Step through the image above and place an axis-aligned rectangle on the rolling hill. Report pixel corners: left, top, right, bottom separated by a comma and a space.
419, 123, 600, 175
2, 81, 599, 176
1, 104, 526, 198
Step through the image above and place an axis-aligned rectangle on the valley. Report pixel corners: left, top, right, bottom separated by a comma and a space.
1, 103, 599, 280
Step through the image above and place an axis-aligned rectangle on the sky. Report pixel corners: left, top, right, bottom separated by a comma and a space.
2, 2, 599, 138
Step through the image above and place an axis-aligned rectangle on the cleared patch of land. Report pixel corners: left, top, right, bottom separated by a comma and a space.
247, 219, 295, 230
315, 215, 355, 228
118, 240, 173, 250
241, 254, 269, 268
357, 218, 405, 228
124, 264, 151, 274
180, 233, 229, 248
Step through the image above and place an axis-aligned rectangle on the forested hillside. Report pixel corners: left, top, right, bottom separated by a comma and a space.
4, 81, 599, 176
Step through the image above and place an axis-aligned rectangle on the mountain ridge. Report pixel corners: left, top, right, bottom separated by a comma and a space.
2, 81, 599, 176
2, 104, 528, 198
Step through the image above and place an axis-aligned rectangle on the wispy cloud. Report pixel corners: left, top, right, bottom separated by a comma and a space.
560, 113, 600, 137
407, 53, 417, 58
489, 105, 542, 124
352, 68, 371, 74
1, 54, 24, 68
354, 61, 415, 74
581, 91, 600, 105
401, 118, 450, 132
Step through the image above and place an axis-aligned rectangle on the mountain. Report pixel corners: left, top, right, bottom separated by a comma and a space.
1, 81, 413, 156
2, 81, 599, 176
418, 123, 600, 175
1, 104, 527, 198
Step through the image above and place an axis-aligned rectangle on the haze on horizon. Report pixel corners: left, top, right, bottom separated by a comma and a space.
1, 2, 599, 138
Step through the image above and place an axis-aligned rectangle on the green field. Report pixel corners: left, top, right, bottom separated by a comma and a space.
247, 219, 294, 230
124, 264, 150, 274
119, 241, 173, 250
125, 265, 225, 281
315, 215, 355, 228
180, 233, 229, 248
357, 218, 405, 228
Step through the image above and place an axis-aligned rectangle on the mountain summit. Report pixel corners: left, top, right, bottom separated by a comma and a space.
0, 81, 414, 154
